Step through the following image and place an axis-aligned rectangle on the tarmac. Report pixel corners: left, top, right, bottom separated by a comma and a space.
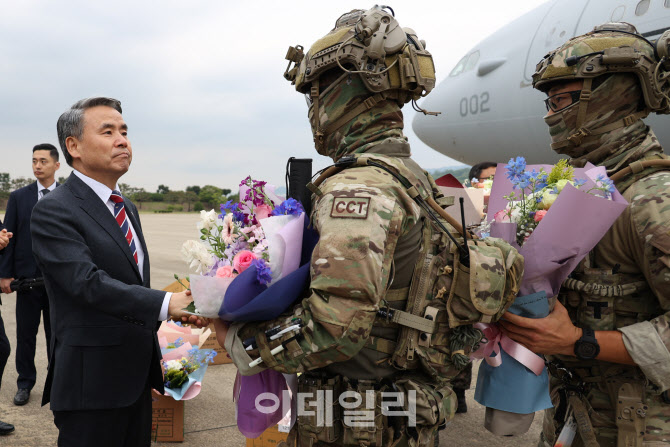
0, 213, 543, 446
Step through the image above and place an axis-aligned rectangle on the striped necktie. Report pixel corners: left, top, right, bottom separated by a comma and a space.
109, 191, 138, 265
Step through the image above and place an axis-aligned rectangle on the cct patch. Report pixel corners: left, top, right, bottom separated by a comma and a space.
330, 197, 371, 219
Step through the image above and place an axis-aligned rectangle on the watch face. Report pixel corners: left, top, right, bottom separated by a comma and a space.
577, 341, 599, 359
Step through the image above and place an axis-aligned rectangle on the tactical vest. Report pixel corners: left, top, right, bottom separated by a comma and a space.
545, 157, 670, 447
560, 157, 669, 335
309, 153, 524, 386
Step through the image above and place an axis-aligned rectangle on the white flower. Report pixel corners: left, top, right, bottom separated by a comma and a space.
165, 359, 183, 371
181, 240, 215, 274
197, 209, 218, 231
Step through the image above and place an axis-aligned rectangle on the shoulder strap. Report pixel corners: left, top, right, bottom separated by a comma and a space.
309, 154, 472, 261
609, 158, 670, 192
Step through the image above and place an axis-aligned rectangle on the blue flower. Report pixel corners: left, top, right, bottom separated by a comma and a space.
515, 172, 532, 190
530, 170, 548, 191
252, 258, 273, 285
173, 321, 183, 327
271, 198, 305, 216
505, 156, 527, 182
174, 337, 184, 347
232, 209, 248, 224
574, 178, 587, 187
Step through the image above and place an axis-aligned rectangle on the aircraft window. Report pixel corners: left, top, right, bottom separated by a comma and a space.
449, 51, 480, 77
464, 51, 480, 71
449, 55, 468, 77
635, 0, 650, 15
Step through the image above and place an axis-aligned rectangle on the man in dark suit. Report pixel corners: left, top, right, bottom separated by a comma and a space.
0, 143, 61, 407
30, 97, 199, 446
0, 224, 15, 435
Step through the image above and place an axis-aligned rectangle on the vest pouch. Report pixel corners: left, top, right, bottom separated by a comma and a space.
340, 379, 391, 447
563, 268, 655, 331
296, 374, 342, 445
394, 378, 456, 447
447, 239, 518, 326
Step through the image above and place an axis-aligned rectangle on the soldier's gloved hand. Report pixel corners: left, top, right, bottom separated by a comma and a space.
499, 300, 582, 356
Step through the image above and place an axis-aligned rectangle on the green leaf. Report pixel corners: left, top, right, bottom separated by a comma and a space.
184, 301, 196, 313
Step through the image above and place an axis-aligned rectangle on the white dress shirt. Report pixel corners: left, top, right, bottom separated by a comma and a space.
73, 170, 171, 320
37, 180, 57, 200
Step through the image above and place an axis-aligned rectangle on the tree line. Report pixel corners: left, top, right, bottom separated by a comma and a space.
0, 173, 237, 213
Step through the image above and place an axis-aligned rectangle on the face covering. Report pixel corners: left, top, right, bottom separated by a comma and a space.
307, 73, 405, 160
544, 74, 654, 168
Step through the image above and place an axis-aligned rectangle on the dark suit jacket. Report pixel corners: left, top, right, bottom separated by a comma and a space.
0, 181, 45, 279
30, 172, 165, 411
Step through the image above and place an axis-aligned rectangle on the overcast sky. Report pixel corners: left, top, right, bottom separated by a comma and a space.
0, 0, 547, 192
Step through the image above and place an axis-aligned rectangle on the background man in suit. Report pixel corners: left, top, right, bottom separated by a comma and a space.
0, 143, 61, 407
30, 97, 198, 446
0, 225, 15, 434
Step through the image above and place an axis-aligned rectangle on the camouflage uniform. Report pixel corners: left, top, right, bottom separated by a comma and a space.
227, 78, 465, 446
533, 24, 670, 447
226, 8, 525, 447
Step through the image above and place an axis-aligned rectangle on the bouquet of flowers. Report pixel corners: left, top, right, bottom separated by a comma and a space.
180, 176, 305, 317
157, 321, 217, 401
471, 157, 628, 435
178, 176, 319, 439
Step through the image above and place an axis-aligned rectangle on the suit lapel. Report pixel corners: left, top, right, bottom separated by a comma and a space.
27, 182, 38, 210
124, 202, 151, 286
65, 174, 142, 282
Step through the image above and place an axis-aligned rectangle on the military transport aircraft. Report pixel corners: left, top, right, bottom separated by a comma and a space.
413, 0, 670, 164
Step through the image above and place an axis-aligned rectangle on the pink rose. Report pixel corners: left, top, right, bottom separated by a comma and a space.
215, 265, 235, 278
534, 210, 547, 223
493, 209, 510, 223
255, 204, 273, 220
233, 250, 257, 273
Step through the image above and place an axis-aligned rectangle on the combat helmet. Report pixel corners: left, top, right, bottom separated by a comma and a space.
532, 23, 670, 151
283, 5, 438, 152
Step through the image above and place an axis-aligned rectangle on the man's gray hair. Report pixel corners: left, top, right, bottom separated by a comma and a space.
56, 97, 122, 167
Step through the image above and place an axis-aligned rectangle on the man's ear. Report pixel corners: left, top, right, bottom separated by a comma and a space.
55, 161, 61, 171
66, 136, 80, 162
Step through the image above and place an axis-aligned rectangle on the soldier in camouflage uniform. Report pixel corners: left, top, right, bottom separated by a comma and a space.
219, 6, 524, 447
499, 23, 670, 447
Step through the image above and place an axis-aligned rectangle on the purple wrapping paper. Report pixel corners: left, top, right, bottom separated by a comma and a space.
234, 369, 291, 438
487, 164, 629, 298
476, 163, 629, 422
222, 217, 319, 438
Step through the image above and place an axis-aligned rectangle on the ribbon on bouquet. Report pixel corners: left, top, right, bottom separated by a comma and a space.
471, 322, 545, 376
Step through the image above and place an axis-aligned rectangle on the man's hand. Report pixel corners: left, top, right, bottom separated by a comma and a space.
0, 278, 15, 294
181, 315, 210, 328
167, 290, 193, 320
499, 300, 582, 356
0, 229, 12, 250
212, 318, 230, 349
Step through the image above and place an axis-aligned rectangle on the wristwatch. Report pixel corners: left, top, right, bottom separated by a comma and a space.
574, 327, 600, 360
